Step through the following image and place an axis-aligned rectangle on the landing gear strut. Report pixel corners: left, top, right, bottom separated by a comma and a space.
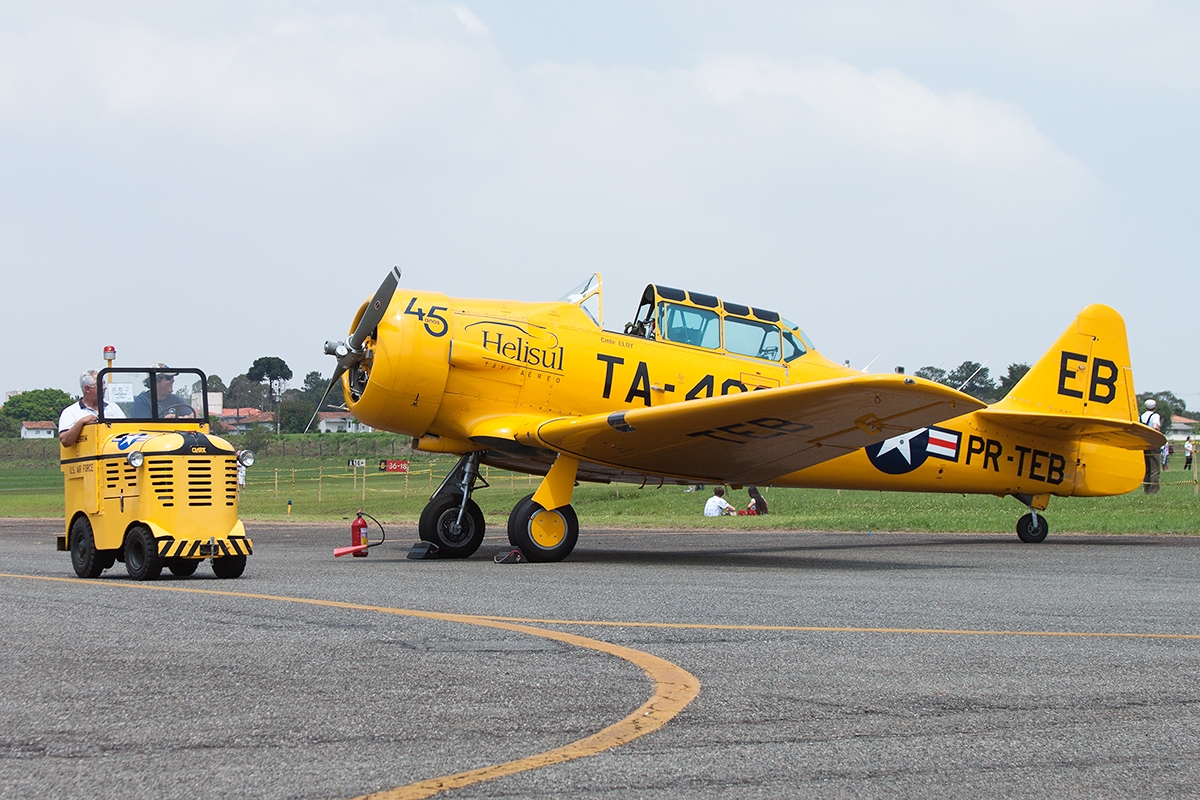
1013, 493, 1050, 543
418, 451, 487, 558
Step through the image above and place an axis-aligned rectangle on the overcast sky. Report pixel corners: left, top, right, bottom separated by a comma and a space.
2, 1, 1197, 405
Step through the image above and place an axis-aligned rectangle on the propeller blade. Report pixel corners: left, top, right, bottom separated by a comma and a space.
303, 374, 341, 434
348, 266, 401, 352
315, 267, 401, 431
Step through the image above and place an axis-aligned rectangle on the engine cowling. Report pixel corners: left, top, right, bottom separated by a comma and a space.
345, 291, 452, 438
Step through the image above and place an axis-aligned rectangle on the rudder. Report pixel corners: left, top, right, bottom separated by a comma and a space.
990, 304, 1138, 423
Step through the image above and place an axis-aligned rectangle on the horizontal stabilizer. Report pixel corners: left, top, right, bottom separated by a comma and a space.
976, 409, 1166, 450
516, 374, 984, 485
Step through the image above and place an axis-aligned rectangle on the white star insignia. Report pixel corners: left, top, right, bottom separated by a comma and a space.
875, 428, 927, 464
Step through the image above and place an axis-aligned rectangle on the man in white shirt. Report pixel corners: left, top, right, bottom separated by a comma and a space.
703, 486, 734, 516
59, 370, 126, 447
1140, 398, 1162, 494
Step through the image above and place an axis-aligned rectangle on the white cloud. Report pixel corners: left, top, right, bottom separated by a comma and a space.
0, 6, 508, 139
693, 56, 1081, 171
995, 0, 1200, 88
449, 4, 490, 38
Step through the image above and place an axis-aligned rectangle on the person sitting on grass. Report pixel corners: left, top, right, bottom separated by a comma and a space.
740, 486, 768, 516
704, 486, 734, 517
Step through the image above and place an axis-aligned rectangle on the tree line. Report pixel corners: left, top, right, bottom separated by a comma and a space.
914, 361, 1031, 403
204, 356, 346, 435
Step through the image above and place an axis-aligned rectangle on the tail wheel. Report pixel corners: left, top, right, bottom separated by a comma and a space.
212, 555, 246, 579
70, 517, 104, 579
124, 525, 164, 580
507, 493, 579, 563
1016, 513, 1049, 543
418, 495, 485, 559
168, 558, 200, 577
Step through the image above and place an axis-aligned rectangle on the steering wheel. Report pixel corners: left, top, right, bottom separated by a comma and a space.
160, 403, 196, 419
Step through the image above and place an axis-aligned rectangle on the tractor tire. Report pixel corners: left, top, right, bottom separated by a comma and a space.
124, 525, 164, 581
212, 555, 247, 579
70, 517, 104, 579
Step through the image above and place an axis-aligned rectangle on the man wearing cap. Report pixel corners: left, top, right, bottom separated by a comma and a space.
1141, 398, 1163, 494
59, 370, 125, 447
131, 365, 190, 419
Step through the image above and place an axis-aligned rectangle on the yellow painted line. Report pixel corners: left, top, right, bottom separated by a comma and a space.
0, 573, 699, 800
474, 615, 1200, 641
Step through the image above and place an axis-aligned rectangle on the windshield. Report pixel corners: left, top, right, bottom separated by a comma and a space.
100, 368, 208, 422
781, 318, 816, 356
559, 273, 602, 326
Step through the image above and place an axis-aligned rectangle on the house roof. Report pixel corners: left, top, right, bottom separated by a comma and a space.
229, 411, 275, 424
1173, 415, 1197, 425
21, 420, 55, 430
221, 407, 266, 418
318, 411, 355, 420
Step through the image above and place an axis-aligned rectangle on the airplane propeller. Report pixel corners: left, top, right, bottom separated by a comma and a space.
305, 266, 401, 433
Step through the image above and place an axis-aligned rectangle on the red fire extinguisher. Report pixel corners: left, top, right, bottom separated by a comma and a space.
351, 512, 369, 557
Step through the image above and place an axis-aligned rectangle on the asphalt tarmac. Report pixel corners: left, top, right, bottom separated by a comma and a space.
2, 518, 1200, 799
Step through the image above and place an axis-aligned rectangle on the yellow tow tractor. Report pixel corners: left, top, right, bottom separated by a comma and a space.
58, 366, 255, 580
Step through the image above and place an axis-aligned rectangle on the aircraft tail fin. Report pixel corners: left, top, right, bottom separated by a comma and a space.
984, 304, 1153, 447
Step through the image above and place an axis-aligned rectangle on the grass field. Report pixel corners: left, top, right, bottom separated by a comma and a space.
3, 453, 1198, 535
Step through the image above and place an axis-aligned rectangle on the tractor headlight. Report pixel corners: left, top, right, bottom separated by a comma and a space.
237, 449, 255, 467
126, 451, 144, 468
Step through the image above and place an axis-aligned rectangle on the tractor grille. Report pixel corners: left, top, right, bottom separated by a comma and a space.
186, 458, 214, 507
148, 459, 174, 507
104, 462, 138, 492
223, 457, 238, 507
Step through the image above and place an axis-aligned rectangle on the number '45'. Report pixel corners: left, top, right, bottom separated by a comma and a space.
404, 298, 449, 337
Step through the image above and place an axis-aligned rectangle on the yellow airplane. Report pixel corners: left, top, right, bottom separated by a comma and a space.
319, 271, 1164, 561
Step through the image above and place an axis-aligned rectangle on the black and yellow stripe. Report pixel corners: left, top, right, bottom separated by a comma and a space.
156, 536, 253, 558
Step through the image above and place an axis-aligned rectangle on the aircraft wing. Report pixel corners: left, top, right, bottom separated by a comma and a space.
975, 409, 1166, 450
514, 375, 984, 485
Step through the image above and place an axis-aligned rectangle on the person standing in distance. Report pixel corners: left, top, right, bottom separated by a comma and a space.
59, 370, 125, 447
1141, 398, 1162, 494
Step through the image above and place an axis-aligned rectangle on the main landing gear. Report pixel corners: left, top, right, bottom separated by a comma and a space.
418, 451, 488, 558
507, 454, 580, 563
417, 452, 581, 562
1013, 493, 1050, 543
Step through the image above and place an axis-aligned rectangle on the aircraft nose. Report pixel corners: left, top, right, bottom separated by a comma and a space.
304, 268, 402, 432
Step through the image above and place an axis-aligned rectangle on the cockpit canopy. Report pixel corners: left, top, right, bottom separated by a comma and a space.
98, 367, 209, 422
625, 284, 815, 363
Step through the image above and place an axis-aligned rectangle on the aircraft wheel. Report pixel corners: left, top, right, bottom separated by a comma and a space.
70, 517, 104, 579
124, 525, 164, 580
419, 495, 485, 559
507, 493, 579, 563
168, 558, 200, 577
1016, 513, 1049, 543
212, 555, 247, 579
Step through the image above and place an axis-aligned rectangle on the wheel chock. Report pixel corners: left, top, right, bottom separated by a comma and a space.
494, 548, 524, 564
407, 541, 440, 560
